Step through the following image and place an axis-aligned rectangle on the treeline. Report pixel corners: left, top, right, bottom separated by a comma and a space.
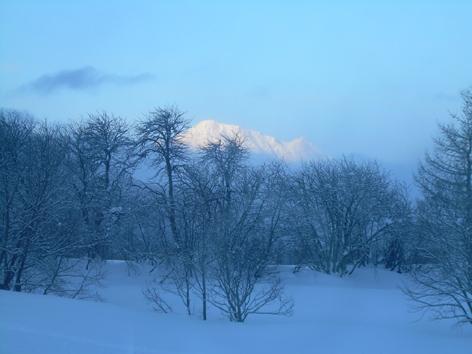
1, 92, 472, 324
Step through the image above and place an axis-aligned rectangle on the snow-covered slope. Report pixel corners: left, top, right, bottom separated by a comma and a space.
1, 262, 471, 354
183, 120, 318, 161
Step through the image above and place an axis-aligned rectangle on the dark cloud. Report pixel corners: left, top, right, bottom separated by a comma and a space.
19, 66, 154, 94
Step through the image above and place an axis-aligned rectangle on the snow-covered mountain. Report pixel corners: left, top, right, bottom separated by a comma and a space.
183, 120, 318, 162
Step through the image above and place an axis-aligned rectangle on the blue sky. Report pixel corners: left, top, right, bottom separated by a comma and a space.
1, 0, 472, 179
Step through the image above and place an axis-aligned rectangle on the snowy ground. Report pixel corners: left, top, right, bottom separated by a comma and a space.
1, 262, 470, 354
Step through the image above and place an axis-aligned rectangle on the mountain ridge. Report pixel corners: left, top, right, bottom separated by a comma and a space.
183, 119, 318, 161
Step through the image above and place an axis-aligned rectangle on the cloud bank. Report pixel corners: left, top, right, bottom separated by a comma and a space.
20, 66, 154, 94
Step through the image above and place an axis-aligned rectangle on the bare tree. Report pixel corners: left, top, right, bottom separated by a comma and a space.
65, 112, 134, 261
406, 90, 472, 325
0, 110, 36, 290
135, 106, 189, 249
291, 158, 407, 276
136, 107, 196, 314
0, 111, 100, 296
203, 136, 293, 322
178, 162, 219, 320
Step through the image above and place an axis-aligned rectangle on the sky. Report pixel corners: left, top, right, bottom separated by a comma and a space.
1, 0, 472, 183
